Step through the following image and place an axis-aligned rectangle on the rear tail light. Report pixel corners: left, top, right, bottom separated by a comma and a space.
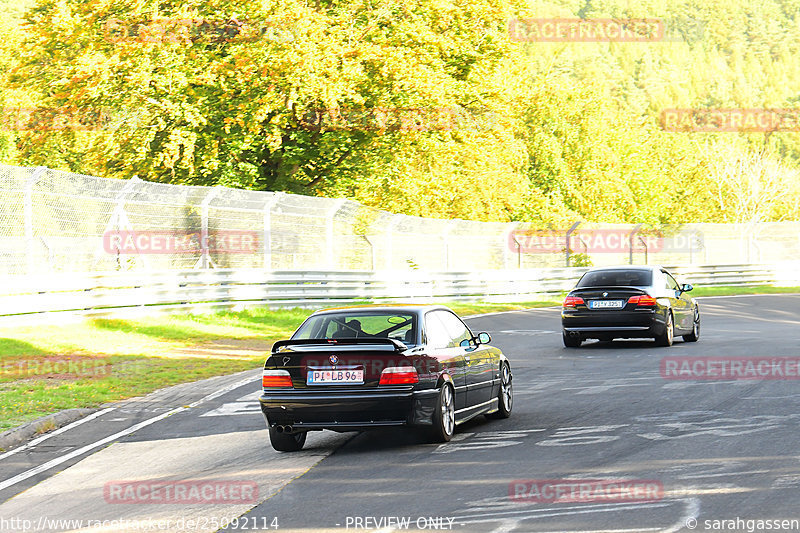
563, 296, 585, 308
262, 369, 293, 388
379, 366, 419, 385
628, 295, 657, 306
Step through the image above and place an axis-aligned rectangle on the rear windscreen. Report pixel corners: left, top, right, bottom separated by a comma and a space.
576, 270, 652, 288
292, 312, 417, 344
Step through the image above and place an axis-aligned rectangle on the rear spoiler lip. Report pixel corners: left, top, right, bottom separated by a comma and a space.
570, 285, 648, 293
271, 338, 408, 354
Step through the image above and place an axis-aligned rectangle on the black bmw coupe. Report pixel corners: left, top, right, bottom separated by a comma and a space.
561, 265, 700, 348
259, 305, 513, 452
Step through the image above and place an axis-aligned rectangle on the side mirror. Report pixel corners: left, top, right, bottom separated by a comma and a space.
681, 283, 693, 292
459, 339, 471, 348
477, 332, 491, 345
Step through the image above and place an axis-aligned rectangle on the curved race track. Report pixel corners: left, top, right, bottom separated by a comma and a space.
1, 294, 800, 533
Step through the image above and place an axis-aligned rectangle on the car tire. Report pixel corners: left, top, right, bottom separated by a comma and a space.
487, 362, 513, 420
269, 426, 307, 452
655, 311, 674, 347
430, 383, 455, 443
563, 331, 582, 348
683, 307, 700, 342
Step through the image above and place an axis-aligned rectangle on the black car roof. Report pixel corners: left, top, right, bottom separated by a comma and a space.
308, 304, 450, 316
585, 265, 664, 272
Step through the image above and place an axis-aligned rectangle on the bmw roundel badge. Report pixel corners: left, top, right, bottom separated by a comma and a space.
329, 354, 339, 365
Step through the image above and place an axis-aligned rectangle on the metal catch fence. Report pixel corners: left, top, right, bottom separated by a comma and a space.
2, 164, 800, 277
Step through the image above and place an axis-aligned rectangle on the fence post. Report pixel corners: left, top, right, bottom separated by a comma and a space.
565, 221, 581, 267
199, 187, 223, 269
326, 199, 347, 269
262, 192, 283, 271
628, 223, 643, 264
385, 215, 403, 269
638, 235, 648, 264
442, 220, 457, 270
97, 175, 144, 270
502, 222, 519, 269
360, 235, 375, 270
688, 229, 704, 264
24, 166, 47, 274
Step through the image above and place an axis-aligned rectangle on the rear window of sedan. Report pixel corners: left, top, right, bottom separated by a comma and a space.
577, 269, 653, 288
293, 312, 417, 344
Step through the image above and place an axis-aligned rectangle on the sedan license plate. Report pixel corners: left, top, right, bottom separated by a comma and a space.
590, 299, 624, 310
307, 367, 364, 385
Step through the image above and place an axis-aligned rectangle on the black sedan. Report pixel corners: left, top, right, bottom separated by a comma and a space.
561, 265, 700, 348
259, 305, 513, 452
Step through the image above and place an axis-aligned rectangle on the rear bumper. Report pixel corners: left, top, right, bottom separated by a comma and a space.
259, 386, 439, 431
562, 309, 666, 339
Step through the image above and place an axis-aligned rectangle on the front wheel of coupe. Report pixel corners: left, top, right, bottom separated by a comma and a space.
683, 308, 700, 342
487, 362, 513, 419
431, 383, 455, 443
269, 427, 307, 452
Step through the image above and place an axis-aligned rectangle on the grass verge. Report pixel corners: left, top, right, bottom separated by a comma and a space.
0, 308, 313, 433
689, 285, 800, 297
0, 357, 258, 432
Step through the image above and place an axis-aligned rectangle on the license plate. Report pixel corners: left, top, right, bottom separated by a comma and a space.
590, 300, 624, 309
307, 367, 364, 385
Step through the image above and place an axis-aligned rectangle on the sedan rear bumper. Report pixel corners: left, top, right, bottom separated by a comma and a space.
562, 309, 667, 339
259, 387, 439, 431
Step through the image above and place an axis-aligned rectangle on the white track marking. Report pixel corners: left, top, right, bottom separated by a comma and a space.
696, 293, 800, 300
0, 375, 255, 492
501, 529, 661, 533
0, 407, 115, 462
662, 497, 701, 533
488, 520, 521, 533
456, 501, 672, 522
463, 307, 560, 319
455, 499, 700, 533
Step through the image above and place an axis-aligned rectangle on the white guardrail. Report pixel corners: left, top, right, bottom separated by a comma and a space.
1, 263, 799, 322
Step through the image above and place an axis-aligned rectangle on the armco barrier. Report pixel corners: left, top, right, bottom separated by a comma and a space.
0, 263, 798, 322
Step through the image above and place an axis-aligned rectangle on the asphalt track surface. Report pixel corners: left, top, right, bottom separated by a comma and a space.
1, 294, 800, 533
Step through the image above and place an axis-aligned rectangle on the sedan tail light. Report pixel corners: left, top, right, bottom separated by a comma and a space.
379, 366, 419, 385
563, 296, 585, 308
262, 369, 293, 388
628, 295, 657, 306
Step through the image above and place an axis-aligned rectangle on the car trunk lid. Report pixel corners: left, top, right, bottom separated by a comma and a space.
266, 338, 415, 389
569, 286, 650, 310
